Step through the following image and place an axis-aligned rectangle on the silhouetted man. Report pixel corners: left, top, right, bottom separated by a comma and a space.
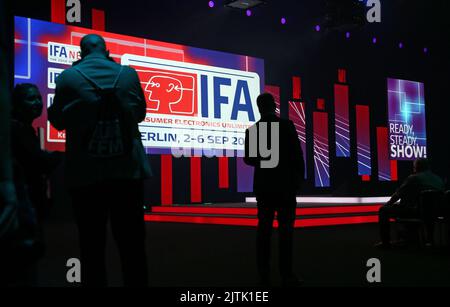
376, 158, 444, 248
48, 34, 151, 287
244, 93, 305, 286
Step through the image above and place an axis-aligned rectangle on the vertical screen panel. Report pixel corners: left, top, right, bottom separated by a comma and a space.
265, 85, 281, 116
218, 156, 229, 189
376, 127, 391, 181
161, 154, 173, 205
387, 78, 427, 160
236, 157, 253, 192
356, 105, 371, 175
317, 98, 325, 110
338, 69, 347, 83
390, 160, 398, 181
313, 112, 330, 187
91, 9, 106, 31
292, 76, 301, 100
190, 157, 202, 203
334, 84, 350, 157
51, 0, 66, 24
289, 101, 306, 178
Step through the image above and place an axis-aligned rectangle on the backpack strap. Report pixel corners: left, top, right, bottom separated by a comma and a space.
74, 66, 124, 90
112, 66, 124, 88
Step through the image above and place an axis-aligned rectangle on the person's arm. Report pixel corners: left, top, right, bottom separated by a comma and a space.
386, 176, 414, 206
13, 130, 62, 175
127, 67, 146, 123
386, 192, 401, 206
31, 150, 63, 177
244, 127, 259, 167
48, 72, 68, 131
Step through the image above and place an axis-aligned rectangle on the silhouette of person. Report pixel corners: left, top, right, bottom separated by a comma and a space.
7, 84, 63, 285
0, 7, 20, 284
244, 93, 305, 286
48, 34, 152, 287
376, 158, 445, 248
0, 0, 17, 249
11, 84, 62, 222
0, 0, 18, 250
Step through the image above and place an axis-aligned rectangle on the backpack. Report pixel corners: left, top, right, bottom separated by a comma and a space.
74, 66, 136, 158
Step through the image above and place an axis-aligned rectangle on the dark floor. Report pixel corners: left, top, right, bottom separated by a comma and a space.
35, 217, 450, 287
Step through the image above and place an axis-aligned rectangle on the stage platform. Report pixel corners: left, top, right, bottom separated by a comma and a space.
144, 197, 389, 228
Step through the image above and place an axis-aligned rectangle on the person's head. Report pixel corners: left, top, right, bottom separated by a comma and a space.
79, 34, 108, 59
12, 83, 43, 123
257, 93, 277, 116
413, 158, 429, 173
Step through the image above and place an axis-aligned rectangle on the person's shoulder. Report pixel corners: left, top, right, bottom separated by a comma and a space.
120, 65, 138, 75
426, 171, 444, 183
279, 118, 295, 128
279, 118, 293, 124
55, 66, 78, 84
246, 122, 258, 131
405, 173, 421, 184
407, 173, 419, 179
416, 171, 435, 180
117, 65, 140, 83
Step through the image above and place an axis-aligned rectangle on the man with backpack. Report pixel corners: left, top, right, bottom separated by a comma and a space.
48, 34, 151, 287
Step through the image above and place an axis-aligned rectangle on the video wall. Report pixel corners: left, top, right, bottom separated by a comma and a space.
387, 78, 427, 160
14, 16, 429, 203
14, 16, 264, 155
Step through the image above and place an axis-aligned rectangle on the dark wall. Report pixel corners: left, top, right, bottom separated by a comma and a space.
12, 0, 450, 204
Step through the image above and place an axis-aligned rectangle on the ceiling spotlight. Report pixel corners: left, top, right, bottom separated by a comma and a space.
208, 1, 215, 8
225, 0, 266, 10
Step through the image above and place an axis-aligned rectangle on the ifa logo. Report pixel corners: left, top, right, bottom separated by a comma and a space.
48, 42, 81, 65
124, 54, 260, 122
141, 68, 197, 116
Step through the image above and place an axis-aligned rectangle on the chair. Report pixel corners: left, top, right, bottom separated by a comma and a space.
419, 190, 446, 247
395, 190, 445, 247
394, 198, 426, 247
395, 216, 426, 247
437, 190, 450, 247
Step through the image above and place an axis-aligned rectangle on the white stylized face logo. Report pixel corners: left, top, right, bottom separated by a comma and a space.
144, 72, 195, 115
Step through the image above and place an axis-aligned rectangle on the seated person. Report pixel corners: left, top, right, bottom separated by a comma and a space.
376, 158, 444, 248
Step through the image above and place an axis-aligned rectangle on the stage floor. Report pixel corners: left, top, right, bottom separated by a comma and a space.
145, 197, 390, 228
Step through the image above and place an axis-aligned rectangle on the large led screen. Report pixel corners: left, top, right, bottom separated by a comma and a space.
387, 78, 427, 160
14, 16, 264, 155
